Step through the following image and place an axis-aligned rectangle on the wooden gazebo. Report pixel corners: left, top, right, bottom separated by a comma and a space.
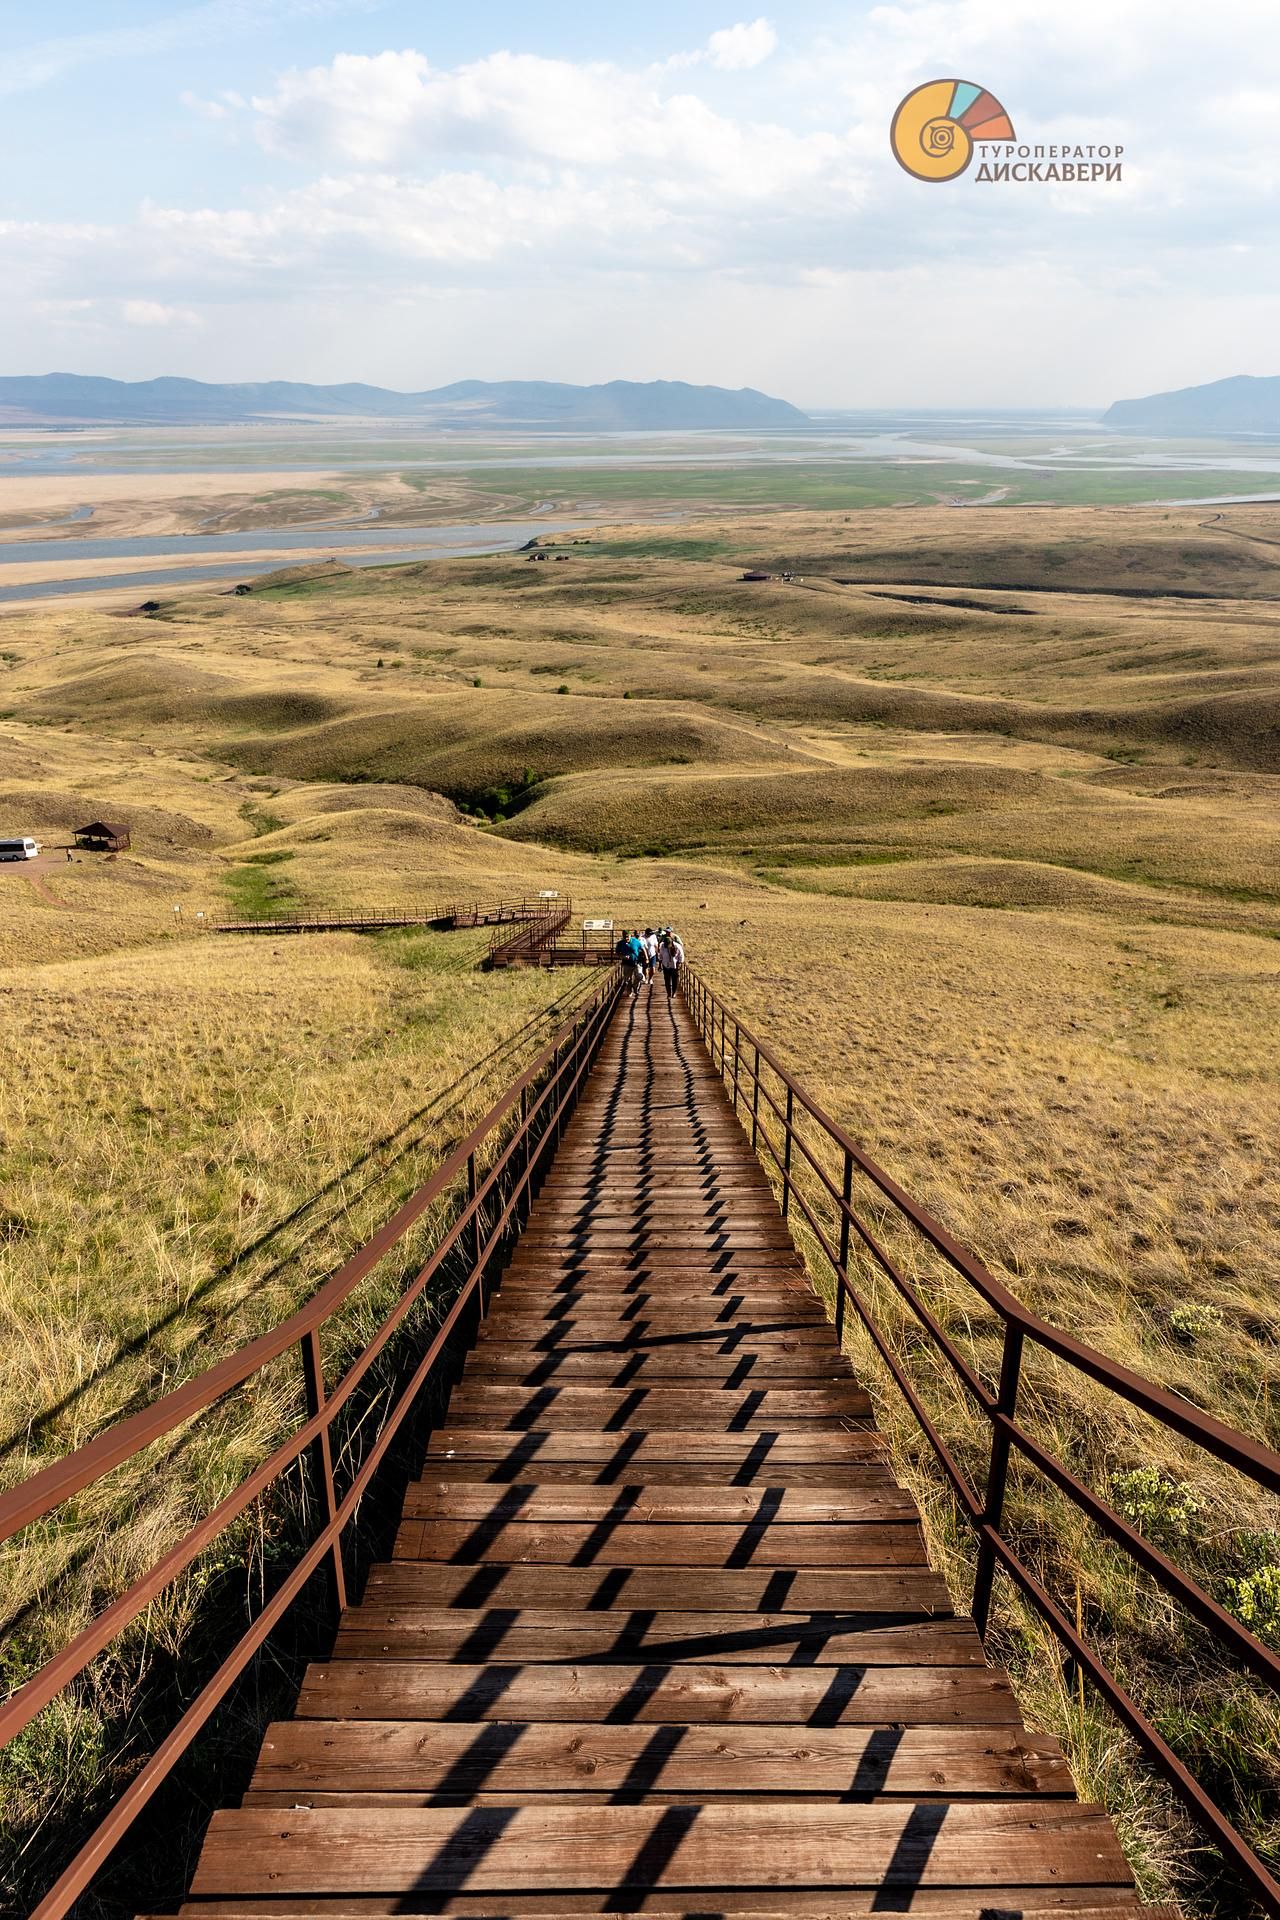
74, 821, 131, 852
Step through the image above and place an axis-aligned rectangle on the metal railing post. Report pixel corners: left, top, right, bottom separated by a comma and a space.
836, 1147, 853, 1340
731, 1023, 741, 1114
750, 1047, 761, 1150
299, 1329, 347, 1614
972, 1321, 1025, 1639
781, 1084, 795, 1217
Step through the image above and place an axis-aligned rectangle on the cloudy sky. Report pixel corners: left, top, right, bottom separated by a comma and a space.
1, 0, 1276, 406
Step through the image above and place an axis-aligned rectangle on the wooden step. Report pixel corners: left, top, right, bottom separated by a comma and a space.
179, 1901, 1160, 1918
329, 1608, 983, 1666
442, 1386, 874, 1429
190, 1801, 1130, 1898
245, 1719, 1071, 1802
424, 1427, 887, 1470
295, 1662, 1017, 1725
402, 1482, 917, 1524
460, 1352, 851, 1387
361, 1563, 954, 1615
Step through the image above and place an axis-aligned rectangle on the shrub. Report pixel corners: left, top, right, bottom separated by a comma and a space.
1168, 1302, 1225, 1343
1109, 1466, 1202, 1544
1224, 1534, 1280, 1646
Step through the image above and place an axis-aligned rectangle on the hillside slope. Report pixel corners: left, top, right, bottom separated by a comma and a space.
1104, 372, 1280, 433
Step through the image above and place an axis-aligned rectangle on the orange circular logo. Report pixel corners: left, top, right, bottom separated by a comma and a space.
890, 80, 1015, 182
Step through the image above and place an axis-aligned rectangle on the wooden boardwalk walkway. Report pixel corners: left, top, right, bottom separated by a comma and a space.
178, 987, 1155, 1918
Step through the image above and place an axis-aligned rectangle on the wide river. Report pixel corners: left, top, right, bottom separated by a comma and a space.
0, 517, 592, 604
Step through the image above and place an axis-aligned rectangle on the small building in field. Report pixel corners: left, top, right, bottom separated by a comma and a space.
74, 820, 131, 853
740, 570, 772, 582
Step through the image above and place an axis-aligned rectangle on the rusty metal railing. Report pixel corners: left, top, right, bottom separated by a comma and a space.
486, 905, 572, 967
0, 967, 622, 1920
682, 965, 1280, 1918
207, 898, 571, 933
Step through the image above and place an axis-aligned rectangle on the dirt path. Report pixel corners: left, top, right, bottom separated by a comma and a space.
24, 869, 74, 909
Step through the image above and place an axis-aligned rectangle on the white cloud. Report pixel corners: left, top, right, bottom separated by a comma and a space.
249, 46, 830, 193
122, 299, 202, 327
5, 1, 1279, 399
706, 19, 778, 71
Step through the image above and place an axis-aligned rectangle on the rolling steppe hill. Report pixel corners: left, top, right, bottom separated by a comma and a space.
2, 503, 1280, 1914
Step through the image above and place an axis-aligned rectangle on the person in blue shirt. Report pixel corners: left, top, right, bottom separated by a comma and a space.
624, 930, 647, 994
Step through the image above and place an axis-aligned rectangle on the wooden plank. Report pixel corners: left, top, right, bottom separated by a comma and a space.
515, 1235, 800, 1252
402, 1484, 917, 1524
191, 1801, 1130, 1895
391, 1517, 926, 1567
460, 1353, 851, 1386
425, 1429, 885, 1466
179, 1894, 1153, 1918
425, 1460, 899, 1489
472, 1338, 839, 1363
442, 1387, 873, 1429
501, 1258, 808, 1279
479, 1311, 831, 1337
246, 1720, 1070, 1801
295, 1662, 1018, 1726
361, 1563, 954, 1615
329, 1610, 984, 1666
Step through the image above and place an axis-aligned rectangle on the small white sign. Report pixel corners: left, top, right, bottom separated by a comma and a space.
538, 889, 560, 899
582, 918, 613, 931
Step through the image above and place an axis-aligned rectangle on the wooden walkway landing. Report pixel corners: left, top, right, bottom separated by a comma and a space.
179, 987, 1155, 1919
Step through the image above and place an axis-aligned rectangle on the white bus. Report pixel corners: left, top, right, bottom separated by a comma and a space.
0, 837, 40, 861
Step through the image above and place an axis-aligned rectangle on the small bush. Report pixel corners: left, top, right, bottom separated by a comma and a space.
1109, 1466, 1202, 1544
1225, 1535, 1280, 1645
1168, 1302, 1225, 1343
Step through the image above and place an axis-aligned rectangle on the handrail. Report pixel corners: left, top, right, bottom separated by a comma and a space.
487, 906, 572, 966
209, 898, 570, 932
681, 965, 1280, 1919
0, 967, 622, 1920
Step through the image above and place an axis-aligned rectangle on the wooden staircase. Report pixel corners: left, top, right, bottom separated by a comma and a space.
175, 986, 1163, 1918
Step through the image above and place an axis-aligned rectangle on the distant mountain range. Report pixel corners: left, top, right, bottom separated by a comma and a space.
0, 374, 808, 431
1104, 375, 1280, 434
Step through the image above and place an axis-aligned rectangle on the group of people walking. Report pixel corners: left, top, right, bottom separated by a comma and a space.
615, 926, 685, 998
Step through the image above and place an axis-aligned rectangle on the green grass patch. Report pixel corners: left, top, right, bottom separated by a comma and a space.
239, 802, 285, 837
222, 852, 299, 920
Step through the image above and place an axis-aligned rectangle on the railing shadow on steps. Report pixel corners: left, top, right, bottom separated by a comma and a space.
681, 964, 1280, 1919
0, 967, 623, 1920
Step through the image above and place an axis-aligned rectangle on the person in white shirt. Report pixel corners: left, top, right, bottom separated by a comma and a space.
657, 932, 684, 999
642, 927, 659, 985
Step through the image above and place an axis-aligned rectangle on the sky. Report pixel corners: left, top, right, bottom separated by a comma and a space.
1, 0, 1277, 408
